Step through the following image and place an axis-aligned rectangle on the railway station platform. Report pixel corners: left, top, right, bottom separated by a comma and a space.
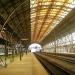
0, 53, 49, 75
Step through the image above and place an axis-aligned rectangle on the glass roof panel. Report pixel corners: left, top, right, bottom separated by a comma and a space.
30, 0, 75, 42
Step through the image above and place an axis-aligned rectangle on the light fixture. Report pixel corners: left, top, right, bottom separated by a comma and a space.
3, 28, 6, 30
21, 38, 28, 41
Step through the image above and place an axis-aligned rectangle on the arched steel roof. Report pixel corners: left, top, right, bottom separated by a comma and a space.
0, 0, 75, 46
0, 0, 31, 45
31, 0, 75, 43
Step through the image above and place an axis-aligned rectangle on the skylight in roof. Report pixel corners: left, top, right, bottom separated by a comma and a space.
30, 0, 75, 43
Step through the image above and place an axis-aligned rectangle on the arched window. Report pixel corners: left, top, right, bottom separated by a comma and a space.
28, 43, 42, 52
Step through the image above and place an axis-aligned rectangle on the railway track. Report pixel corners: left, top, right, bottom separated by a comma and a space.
42, 53, 75, 64
34, 53, 75, 75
